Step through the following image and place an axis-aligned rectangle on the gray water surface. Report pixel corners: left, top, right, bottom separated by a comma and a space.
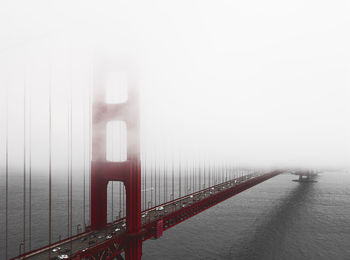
1, 171, 349, 259
142, 172, 350, 260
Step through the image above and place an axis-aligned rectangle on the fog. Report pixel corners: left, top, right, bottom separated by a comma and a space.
0, 0, 349, 172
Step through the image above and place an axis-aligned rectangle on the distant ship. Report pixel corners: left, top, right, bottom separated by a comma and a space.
288, 169, 319, 182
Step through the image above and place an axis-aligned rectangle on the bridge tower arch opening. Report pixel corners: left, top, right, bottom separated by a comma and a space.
106, 121, 128, 223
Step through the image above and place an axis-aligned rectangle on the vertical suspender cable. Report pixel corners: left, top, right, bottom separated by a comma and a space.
67, 62, 70, 242
155, 157, 157, 206
192, 161, 195, 192
223, 163, 225, 182
232, 163, 234, 179
111, 124, 114, 222
196, 160, 198, 191
217, 163, 219, 183
69, 68, 73, 248
197, 160, 199, 191
213, 164, 215, 185
157, 157, 159, 204
188, 161, 190, 194
224, 163, 225, 182
111, 169, 114, 221
203, 160, 206, 189
83, 89, 86, 230
88, 65, 92, 226
193, 160, 196, 192
154, 157, 157, 206
185, 161, 188, 195
28, 75, 32, 250
214, 162, 218, 185
224, 162, 226, 181
220, 163, 222, 183
141, 154, 143, 211
171, 159, 174, 200
119, 123, 122, 218
67, 62, 72, 246
5, 82, 9, 260
195, 160, 197, 191
122, 181, 125, 217
119, 181, 122, 218
208, 161, 211, 187
188, 161, 191, 193
189, 161, 191, 194
197, 160, 200, 191
214, 162, 216, 186
217, 164, 219, 184
166, 159, 168, 202
150, 159, 153, 208
198, 159, 201, 191
158, 158, 160, 205
156, 158, 160, 206
142, 153, 144, 210
121, 123, 124, 217
213, 162, 218, 185
193, 161, 195, 192
143, 155, 146, 211
178, 159, 181, 198
163, 160, 166, 203
146, 156, 148, 210
48, 58, 52, 258
23, 67, 27, 254
228, 163, 230, 181
192, 161, 194, 192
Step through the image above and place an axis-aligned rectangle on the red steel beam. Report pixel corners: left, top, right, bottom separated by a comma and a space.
142, 170, 282, 240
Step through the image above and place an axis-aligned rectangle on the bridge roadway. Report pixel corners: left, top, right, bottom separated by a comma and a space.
12, 171, 281, 260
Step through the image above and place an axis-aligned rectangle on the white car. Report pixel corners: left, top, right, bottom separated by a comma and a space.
52, 247, 61, 253
155, 206, 164, 211
58, 254, 69, 259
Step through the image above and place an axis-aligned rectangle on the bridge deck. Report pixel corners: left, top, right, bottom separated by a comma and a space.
12, 171, 281, 260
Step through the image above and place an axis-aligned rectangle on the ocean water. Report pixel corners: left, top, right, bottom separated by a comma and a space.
1, 171, 350, 259
142, 171, 350, 260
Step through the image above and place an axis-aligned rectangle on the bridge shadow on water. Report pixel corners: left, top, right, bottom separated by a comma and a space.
227, 181, 316, 260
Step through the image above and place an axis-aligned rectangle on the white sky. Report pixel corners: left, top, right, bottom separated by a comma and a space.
0, 0, 349, 171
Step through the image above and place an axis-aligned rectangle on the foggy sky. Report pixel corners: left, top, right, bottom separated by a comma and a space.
0, 0, 349, 172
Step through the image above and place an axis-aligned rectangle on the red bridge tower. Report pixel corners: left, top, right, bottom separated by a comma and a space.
90, 65, 142, 260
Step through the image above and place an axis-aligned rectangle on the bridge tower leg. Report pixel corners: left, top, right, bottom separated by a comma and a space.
90, 65, 142, 260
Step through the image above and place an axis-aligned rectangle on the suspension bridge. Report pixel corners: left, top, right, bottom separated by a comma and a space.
1, 59, 285, 260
